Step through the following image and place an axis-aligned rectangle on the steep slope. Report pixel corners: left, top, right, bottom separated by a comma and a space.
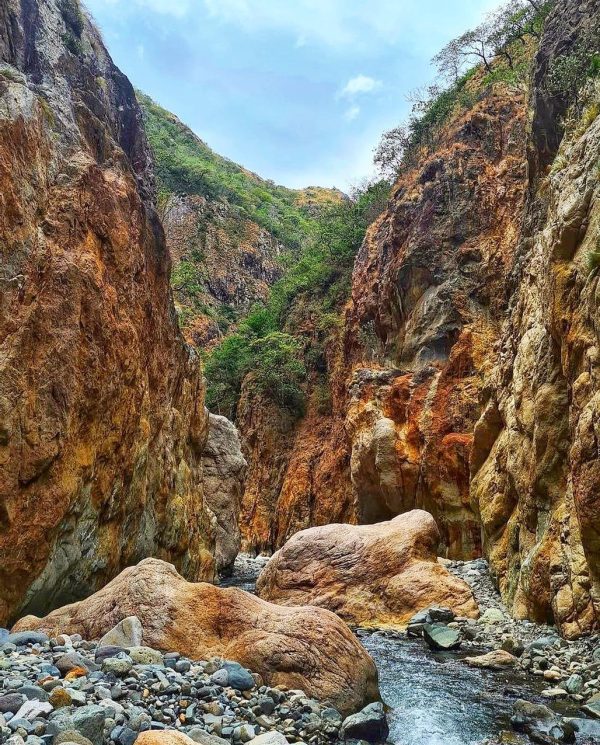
342, 80, 528, 560
139, 94, 341, 347
238, 63, 529, 558
0, 0, 221, 625
472, 0, 600, 638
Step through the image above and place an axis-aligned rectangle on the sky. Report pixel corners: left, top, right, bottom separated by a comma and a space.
84, 0, 503, 190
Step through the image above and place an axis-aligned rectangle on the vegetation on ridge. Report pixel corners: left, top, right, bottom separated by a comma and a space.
374, 0, 554, 179
139, 93, 339, 253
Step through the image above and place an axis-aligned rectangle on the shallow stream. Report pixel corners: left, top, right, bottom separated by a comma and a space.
222, 560, 584, 745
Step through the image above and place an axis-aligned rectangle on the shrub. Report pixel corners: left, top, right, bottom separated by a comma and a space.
62, 31, 83, 57
59, 0, 84, 37
587, 237, 600, 275
582, 102, 600, 130
203, 180, 390, 419
249, 333, 306, 417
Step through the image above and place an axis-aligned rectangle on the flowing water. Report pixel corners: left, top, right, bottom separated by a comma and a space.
359, 630, 577, 745
222, 560, 584, 745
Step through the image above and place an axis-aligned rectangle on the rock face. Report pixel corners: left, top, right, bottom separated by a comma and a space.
0, 0, 240, 625
201, 414, 246, 575
341, 81, 527, 560
162, 193, 285, 348
256, 510, 478, 626
238, 382, 353, 555
238, 0, 600, 639
238, 67, 528, 560
471, 0, 600, 638
12, 558, 380, 716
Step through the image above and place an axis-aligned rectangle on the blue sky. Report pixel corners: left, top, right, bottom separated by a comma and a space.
85, 0, 502, 189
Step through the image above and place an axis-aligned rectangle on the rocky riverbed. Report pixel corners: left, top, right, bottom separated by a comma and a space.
1, 555, 600, 745
0, 628, 378, 745
229, 555, 600, 745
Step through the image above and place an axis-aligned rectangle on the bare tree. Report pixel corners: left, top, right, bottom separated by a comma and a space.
373, 126, 411, 179
433, 24, 494, 83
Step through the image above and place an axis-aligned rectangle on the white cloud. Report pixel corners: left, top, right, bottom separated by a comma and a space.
339, 75, 382, 98
344, 105, 361, 122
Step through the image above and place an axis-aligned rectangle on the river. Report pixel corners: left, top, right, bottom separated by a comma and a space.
222, 557, 586, 745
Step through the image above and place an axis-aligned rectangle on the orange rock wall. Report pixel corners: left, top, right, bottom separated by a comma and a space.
240, 82, 528, 559
0, 0, 214, 625
471, 0, 600, 638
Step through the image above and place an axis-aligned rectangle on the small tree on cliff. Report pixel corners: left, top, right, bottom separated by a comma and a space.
433, 26, 494, 83
374, 126, 411, 180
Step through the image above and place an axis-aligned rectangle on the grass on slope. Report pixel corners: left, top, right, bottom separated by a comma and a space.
139, 92, 333, 252
204, 180, 390, 420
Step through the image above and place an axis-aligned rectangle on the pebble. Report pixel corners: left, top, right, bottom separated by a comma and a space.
0, 620, 344, 745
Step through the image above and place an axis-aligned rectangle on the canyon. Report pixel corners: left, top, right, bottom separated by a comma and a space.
1, 0, 600, 743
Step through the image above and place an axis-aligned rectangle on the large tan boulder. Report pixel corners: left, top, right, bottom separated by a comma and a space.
12, 558, 379, 716
256, 510, 478, 626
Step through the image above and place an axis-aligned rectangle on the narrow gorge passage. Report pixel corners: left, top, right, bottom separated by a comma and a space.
3, 1, 600, 745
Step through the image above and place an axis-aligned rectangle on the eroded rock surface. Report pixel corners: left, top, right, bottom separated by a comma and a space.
12, 558, 380, 716
256, 510, 478, 626
202, 414, 246, 575
238, 68, 528, 562
471, 0, 600, 638
0, 0, 241, 625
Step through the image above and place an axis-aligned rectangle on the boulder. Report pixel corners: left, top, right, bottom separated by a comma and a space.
201, 414, 247, 576
582, 693, 600, 719
479, 608, 505, 624
422, 624, 461, 651
340, 702, 389, 743
465, 650, 518, 669
511, 700, 575, 743
137, 735, 197, 745
256, 510, 478, 626
12, 558, 379, 716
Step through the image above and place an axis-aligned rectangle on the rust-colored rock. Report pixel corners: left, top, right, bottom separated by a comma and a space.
256, 510, 478, 626
13, 558, 380, 715
0, 0, 240, 625
471, 0, 600, 638
239, 73, 528, 560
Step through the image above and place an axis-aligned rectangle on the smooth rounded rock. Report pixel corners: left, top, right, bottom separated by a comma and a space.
128, 647, 163, 666
256, 510, 478, 626
13, 558, 379, 717
465, 650, 518, 670
422, 623, 461, 651
98, 618, 143, 649
340, 702, 389, 743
